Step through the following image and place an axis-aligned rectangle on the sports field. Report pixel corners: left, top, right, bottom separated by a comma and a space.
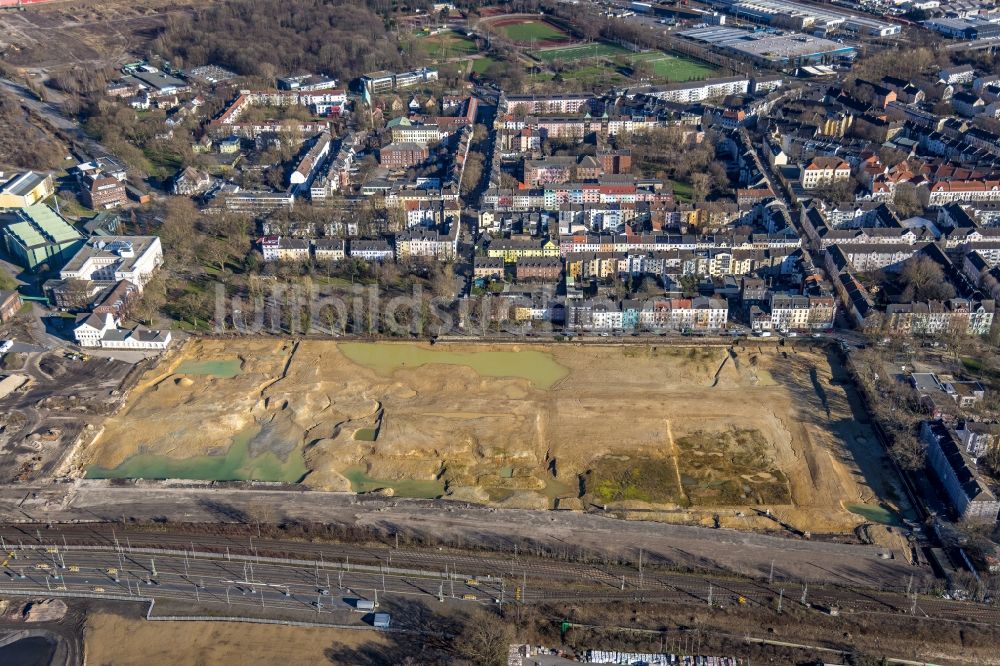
532, 42, 631, 63
498, 18, 571, 44
420, 29, 479, 58
629, 51, 717, 82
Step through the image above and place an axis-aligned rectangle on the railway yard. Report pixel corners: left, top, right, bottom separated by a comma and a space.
0, 523, 996, 665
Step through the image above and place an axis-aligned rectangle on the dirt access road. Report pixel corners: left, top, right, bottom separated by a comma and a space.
0, 482, 925, 588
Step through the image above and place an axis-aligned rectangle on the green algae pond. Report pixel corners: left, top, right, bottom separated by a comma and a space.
87, 426, 307, 483
342, 465, 445, 498
338, 342, 569, 389
174, 357, 244, 378
847, 503, 904, 526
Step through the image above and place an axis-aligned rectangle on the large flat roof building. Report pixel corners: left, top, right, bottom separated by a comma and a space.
679, 26, 856, 65
1, 205, 84, 272
59, 236, 163, 290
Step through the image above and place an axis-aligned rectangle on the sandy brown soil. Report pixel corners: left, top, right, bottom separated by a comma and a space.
83, 611, 387, 666
79, 339, 906, 534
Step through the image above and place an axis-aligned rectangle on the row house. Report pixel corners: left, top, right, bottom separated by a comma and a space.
349, 239, 394, 261
639, 297, 729, 332
261, 236, 310, 262
766, 293, 836, 331
830, 242, 925, 273
404, 199, 461, 228
515, 256, 562, 282
383, 185, 460, 208
311, 151, 352, 199
289, 131, 332, 190
631, 76, 749, 104
800, 156, 851, 190
488, 238, 560, 263
941, 226, 1000, 250
262, 236, 390, 262
503, 93, 592, 115
920, 420, 1000, 522
884, 298, 995, 336
928, 180, 1000, 205
817, 227, 921, 248
394, 223, 459, 260
474, 256, 505, 280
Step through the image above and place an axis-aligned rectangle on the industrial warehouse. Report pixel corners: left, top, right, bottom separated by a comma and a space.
702, 0, 901, 36
678, 25, 856, 66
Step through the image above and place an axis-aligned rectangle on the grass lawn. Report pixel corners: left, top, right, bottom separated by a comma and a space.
629, 51, 717, 82
143, 147, 184, 178
420, 29, 479, 58
0, 268, 16, 291
472, 56, 499, 74
559, 64, 629, 87
532, 42, 631, 63
672, 180, 694, 202
501, 20, 570, 43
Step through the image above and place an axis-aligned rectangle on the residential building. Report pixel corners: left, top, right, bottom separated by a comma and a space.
800, 156, 851, 189
394, 224, 459, 260
173, 167, 212, 196
260, 236, 310, 262
474, 256, 505, 280
290, 131, 332, 190
349, 239, 394, 261
314, 238, 346, 262
956, 421, 1000, 458
920, 420, 1000, 522
515, 256, 562, 282
0, 290, 21, 322
939, 65, 976, 85
633, 76, 749, 103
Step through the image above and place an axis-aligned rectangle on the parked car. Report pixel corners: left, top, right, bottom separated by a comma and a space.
0, 340, 13, 354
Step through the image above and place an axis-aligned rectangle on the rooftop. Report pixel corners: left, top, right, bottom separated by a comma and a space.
60, 236, 160, 276
2, 205, 83, 249
0, 171, 50, 199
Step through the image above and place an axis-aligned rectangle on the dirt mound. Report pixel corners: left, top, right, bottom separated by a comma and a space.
23, 599, 67, 622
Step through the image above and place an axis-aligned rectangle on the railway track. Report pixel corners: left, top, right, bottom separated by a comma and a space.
1, 524, 997, 626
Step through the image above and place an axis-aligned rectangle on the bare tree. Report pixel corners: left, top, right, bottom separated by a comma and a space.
900, 256, 955, 303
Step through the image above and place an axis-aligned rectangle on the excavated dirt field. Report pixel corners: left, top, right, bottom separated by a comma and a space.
76, 339, 907, 534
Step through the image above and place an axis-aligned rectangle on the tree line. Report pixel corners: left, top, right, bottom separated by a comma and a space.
151, 0, 427, 82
